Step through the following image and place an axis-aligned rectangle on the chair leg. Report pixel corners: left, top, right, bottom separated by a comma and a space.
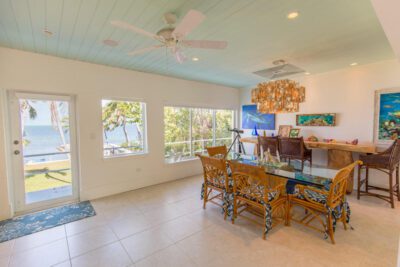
389, 172, 395, 209
327, 213, 335, 244
342, 204, 348, 230
396, 166, 400, 201
263, 211, 267, 240
365, 167, 369, 193
357, 165, 361, 200
203, 185, 208, 209
301, 160, 304, 171
231, 196, 237, 224
286, 196, 291, 226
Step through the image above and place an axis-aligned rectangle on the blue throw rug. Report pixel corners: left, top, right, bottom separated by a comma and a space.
0, 201, 96, 243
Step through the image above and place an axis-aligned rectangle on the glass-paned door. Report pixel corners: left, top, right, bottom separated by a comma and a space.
9, 92, 79, 212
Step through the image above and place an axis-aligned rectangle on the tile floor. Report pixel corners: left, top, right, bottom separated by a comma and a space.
1, 175, 399, 267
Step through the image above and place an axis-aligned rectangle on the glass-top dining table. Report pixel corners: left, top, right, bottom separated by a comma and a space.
219, 152, 339, 193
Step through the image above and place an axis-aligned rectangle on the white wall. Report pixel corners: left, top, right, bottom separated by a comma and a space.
0, 47, 239, 219
240, 59, 400, 186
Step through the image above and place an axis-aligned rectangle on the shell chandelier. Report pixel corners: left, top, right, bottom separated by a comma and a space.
251, 79, 305, 113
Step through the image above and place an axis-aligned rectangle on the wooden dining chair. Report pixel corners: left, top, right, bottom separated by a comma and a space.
198, 154, 231, 219
357, 139, 400, 208
278, 137, 312, 170
258, 136, 279, 156
288, 160, 362, 244
206, 145, 228, 157
229, 161, 287, 239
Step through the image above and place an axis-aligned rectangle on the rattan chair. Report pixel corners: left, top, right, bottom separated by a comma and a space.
229, 161, 287, 239
258, 136, 279, 157
357, 140, 400, 208
278, 137, 312, 170
288, 160, 362, 244
198, 155, 231, 220
206, 145, 228, 157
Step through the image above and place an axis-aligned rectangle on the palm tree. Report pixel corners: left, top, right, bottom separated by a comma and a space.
102, 101, 143, 148
20, 100, 37, 146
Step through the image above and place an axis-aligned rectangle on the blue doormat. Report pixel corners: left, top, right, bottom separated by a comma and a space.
0, 201, 96, 243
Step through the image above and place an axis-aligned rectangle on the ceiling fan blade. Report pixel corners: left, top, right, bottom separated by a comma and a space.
128, 45, 163, 56
111, 20, 161, 41
173, 48, 187, 64
182, 40, 228, 49
172, 10, 205, 39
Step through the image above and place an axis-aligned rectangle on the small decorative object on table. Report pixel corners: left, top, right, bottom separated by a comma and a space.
289, 128, 300, 138
345, 139, 359, 145
278, 125, 292, 137
307, 135, 319, 142
252, 124, 259, 136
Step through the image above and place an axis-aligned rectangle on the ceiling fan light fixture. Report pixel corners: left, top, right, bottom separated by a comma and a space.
192, 57, 199, 61
287, 11, 299, 19
103, 39, 119, 47
350, 62, 358, 66
43, 29, 53, 37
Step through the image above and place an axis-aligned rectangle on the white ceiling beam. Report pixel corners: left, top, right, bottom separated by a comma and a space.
371, 0, 400, 60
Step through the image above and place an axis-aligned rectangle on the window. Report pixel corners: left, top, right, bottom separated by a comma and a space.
102, 99, 147, 157
164, 106, 234, 163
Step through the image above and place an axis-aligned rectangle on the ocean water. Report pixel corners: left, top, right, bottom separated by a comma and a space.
23, 125, 140, 163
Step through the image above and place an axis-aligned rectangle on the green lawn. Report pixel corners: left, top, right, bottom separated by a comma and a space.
24, 160, 72, 193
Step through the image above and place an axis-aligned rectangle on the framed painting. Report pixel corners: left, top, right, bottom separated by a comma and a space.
241, 105, 275, 130
278, 125, 292, 137
374, 88, 400, 144
296, 113, 336, 126
289, 128, 300, 138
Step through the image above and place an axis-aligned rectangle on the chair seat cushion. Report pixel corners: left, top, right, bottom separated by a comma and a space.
206, 176, 233, 190
296, 188, 327, 204
238, 189, 278, 204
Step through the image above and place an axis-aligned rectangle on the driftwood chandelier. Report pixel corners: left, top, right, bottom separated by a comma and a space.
251, 79, 305, 113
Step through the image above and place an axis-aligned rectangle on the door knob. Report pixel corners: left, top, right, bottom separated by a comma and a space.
14, 150, 20, 155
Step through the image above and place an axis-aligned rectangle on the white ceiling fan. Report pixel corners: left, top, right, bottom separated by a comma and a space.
110, 10, 228, 63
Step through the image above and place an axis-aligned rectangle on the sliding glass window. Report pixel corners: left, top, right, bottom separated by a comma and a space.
164, 106, 234, 163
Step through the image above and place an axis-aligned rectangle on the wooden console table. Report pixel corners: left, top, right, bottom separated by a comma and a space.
240, 137, 377, 193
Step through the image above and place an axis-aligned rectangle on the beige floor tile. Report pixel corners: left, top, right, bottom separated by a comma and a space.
109, 214, 153, 239
53, 260, 72, 267
135, 244, 197, 267
9, 239, 69, 267
121, 228, 173, 263
65, 214, 108, 236
71, 242, 132, 267
156, 215, 211, 242
0, 256, 10, 267
67, 226, 117, 257
0, 239, 14, 259
12, 226, 66, 253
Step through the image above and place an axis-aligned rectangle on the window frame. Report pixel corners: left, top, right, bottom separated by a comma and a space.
163, 105, 235, 164
101, 98, 148, 159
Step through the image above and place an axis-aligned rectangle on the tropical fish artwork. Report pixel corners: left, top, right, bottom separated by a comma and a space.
378, 92, 400, 140
241, 105, 275, 130
296, 114, 336, 126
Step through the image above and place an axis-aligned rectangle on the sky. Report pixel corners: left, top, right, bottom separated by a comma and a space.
22, 100, 69, 126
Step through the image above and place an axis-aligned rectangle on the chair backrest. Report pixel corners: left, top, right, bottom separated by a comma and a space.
198, 155, 229, 189
328, 160, 362, 207
206, 145, 228, 158
388, 139, 400, 170
258, 136, 279, 156
229, 161, 272, 203
278, 137, 305, 158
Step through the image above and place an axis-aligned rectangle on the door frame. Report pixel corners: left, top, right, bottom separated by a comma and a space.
8, 91, 80, 213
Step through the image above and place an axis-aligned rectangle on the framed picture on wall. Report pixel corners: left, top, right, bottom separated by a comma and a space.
374, 88, 400, 145
241, 105, 275, 130
278, 125, 292, 137
289, 128, 300, 138
296, 113, 336, 126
